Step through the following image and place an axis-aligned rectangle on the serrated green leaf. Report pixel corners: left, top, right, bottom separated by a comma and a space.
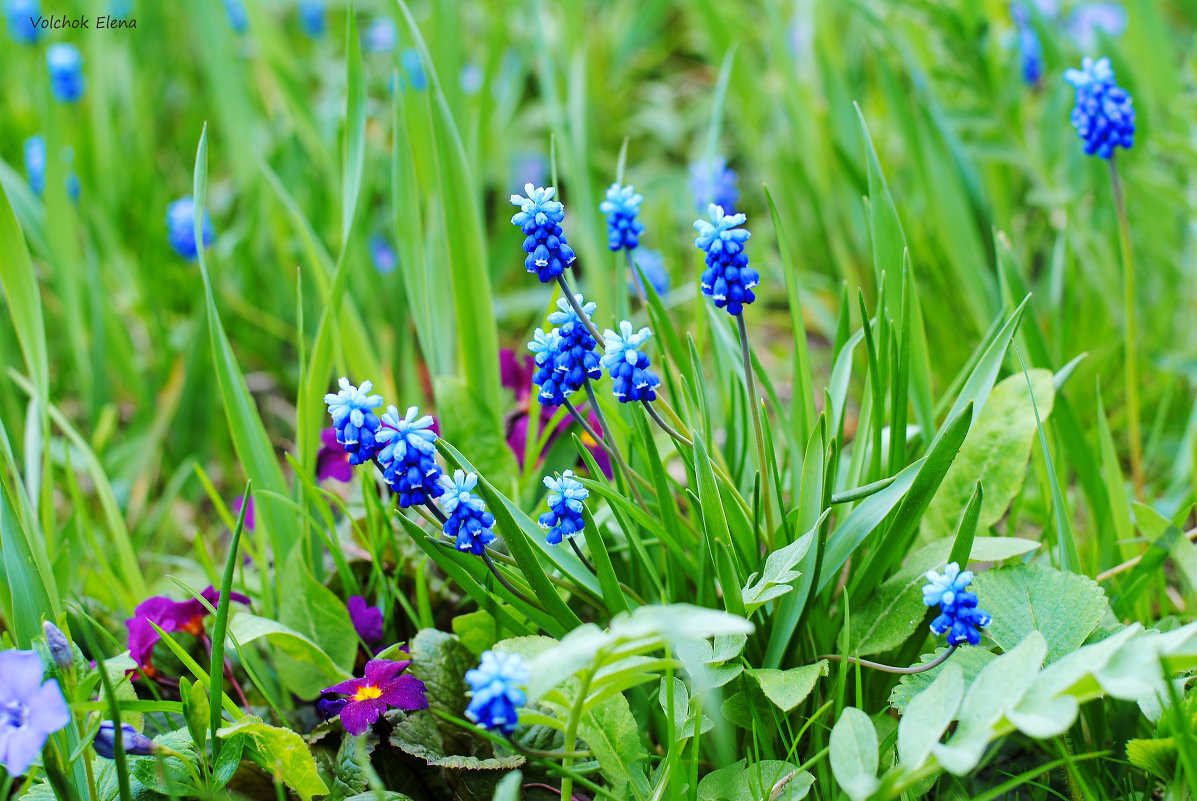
217, 717, 330, 801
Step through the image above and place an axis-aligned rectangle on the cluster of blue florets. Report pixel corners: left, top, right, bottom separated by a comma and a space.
465, 650, 528, 735
601, 322, 661, 403
324, 378, 386, 466
377, 406, 445, 507
547, 296, 603, 389
1010, 4, 1043, 86
600, 183, 645, 252
47, 44, 85, 103
539, 470, 589, 545
922, 563, 992, 647
1063, 56, 1135, 159
441, 471, 496, 555
694, 204, 759, 316
510, 184, 577, 283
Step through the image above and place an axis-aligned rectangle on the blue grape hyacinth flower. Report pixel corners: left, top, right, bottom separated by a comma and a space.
298, 0, 325, 37
0, 649, 71, 776
599, 183, 645, 252
376, 405, 445, 508
510, 184, 577, 283
4, 0, 40, 43
694, 204, 759, 316
1063, 56, 1135, 159
528, 328, 569, 406
400, 49, 428, 91
689, 155, 739, 213
601, 321, 661, 403
369, 233, 398, 274
47, 44, 85, 103
224, 0, 248, 32
546, 295, 603, 393
441, 470, 496, 555
324, 378, 385, 466
166, 197, 215, 261
539, 470, 588, 545
1010, 4, 1043, 86
465, 650, 528, 735
363, 16, 396, 53
24, 136, 45, 197
628, 249, 669, 297
923, 562, 992, 647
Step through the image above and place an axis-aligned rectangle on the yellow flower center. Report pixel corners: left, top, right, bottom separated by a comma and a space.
580, 431, 598, 448
353, 684, 383, 702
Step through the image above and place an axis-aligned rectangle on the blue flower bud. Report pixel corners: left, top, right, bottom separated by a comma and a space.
94, 722, 157, 759
42, 621, 73, 671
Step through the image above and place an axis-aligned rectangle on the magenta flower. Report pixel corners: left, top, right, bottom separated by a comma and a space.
347, 596, 383, 644
231, 496, 255, 530
126, 586, 250, 677
316, 427, 354, 483
500, 349, 612, 478
321, 659, 428, 735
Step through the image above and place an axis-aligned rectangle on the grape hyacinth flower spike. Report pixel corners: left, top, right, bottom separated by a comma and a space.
539, 470, 588, 545
600, 183, 645, 252
924, 562, 992, 647
546, 294, 602, 390
601, 321, 661, 403
528, 328, 568, 406
1010, 3, 1043, 86
375, 405, 445, 507
441, 470, 496, 555
465, 650, 528, 735
4, 0, 41, 44
694, 204, 758, 316
1063, 56, 1135, 159
47, 44, 85, 103
510, 184, 576, 283
298, 0, 325, 37
324, 378, 385, 466
689, 155, 739, 213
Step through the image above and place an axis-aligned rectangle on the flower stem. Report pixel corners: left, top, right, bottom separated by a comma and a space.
424, 499, 447, 525
557, 274, 606, 344
568, 537, 595, 573
641, 399, 691, 446
818, 643, 959, 675
1109, 157, 1142, 496
563, 397, 617, 459
737, 313, 776, 541
626, 250, 647, 308
481, 550, 540, 608
583, 379, 646, 509
559, 666, 594, 801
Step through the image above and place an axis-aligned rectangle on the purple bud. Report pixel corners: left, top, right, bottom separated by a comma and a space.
42, 621, 73, 671
94, 722, 157, 759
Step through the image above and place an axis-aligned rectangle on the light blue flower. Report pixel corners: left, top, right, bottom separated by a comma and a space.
41, 622, 72, 672
166, 197, 215, 261
601, 321, 660, 403
47, 44, 85, 103
628, 249, 669, 297
24, 136, 45, 196
1011, 4, 1043, 86
1064, 2, 1126, 51
0, 649, 71, 776
298, 0, 325, 38
694, 204, 758, 316
1063, 56, 1134, 159
400, 49, 427, 91
923, 562, 991, 647
223, 0, 248, 33
538, 470, 588, 545
510, 184, 576, 283
921, 562, 973, 609
376, 406, 444, 508
440, 470, 496, 555
459, 63, 483, 95
465, 650, 527, 735
4, 0, 39, 43
324, 377, 385, 466
363, 16, 396, 53
599, 183, 644, 252
689, 155, 738, 214
369, 233, 398, 274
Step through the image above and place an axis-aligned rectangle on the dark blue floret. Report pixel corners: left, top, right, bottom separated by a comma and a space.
538, 470, 588, 545
923, 563, 992, 647
546, 295, 602, 392
377, 406, 445, 508
441, 471, 496, 555
47, 44, 85, 103
1063, 57, 1135, 159
601, 321, 661, 404
324, 378, 386, 466
600, 183, 645, 252
510, 184, 577, 283
694, 204, 759, 316
465, 651, 528, 735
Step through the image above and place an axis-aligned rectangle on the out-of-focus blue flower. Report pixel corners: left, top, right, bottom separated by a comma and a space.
47, 44, 85, 103
4, 0, 39, 43
1010, 4, 1043, 86
107, 0, 132, 18
166, 197, 215, 261
599, 183, 644, 252
324, 378, 385, 466
1063, 56, 1134, 159
1064, 2, 1126, 51
24, 136, 45, 197
42, 622, 72, 672
528, 328, 568, 406
441, 470, 496, 555
93, 722, 157, 759
509, 151, 548, 195
628, 249, 669, 297
510, 184, 576, 283
465, 650, 527, 735
459, 63, 483, 95
400, 49, 427, 91
363, 16, 396, 53
376, 405, 445, 508
546, 294, 602, 391
0, 650, 71, 776
298, 0, 325, 38
538, 470, 588, 545
369, 233, 398, 274
689, 155, 739, 214
223, 0, 247, 33
601, 321, 661, 403
694, 204, 758, 316
923, 562, 991, 647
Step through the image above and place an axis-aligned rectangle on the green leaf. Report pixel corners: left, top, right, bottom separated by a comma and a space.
889, 647, 996, 713
740, 512, 823, 614
923, 370, 1055, 541
972, 564, 1108, 664
128, 729, 199, 797
388, 709, 525, 770
1126, 737, 1178, 778
0, 479, 54, 647
750, 661, 828, 712
226, 613, 352, 698
897, 663, 963, 770
492, 771, 523, 801
698, 760, 814, 801
434, 377, 520, 498
452, 609, 498, 656
213, 733, 245, 790
829, 707, 880, 801
279, 548, 359, 673
217, 717, 330, 801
